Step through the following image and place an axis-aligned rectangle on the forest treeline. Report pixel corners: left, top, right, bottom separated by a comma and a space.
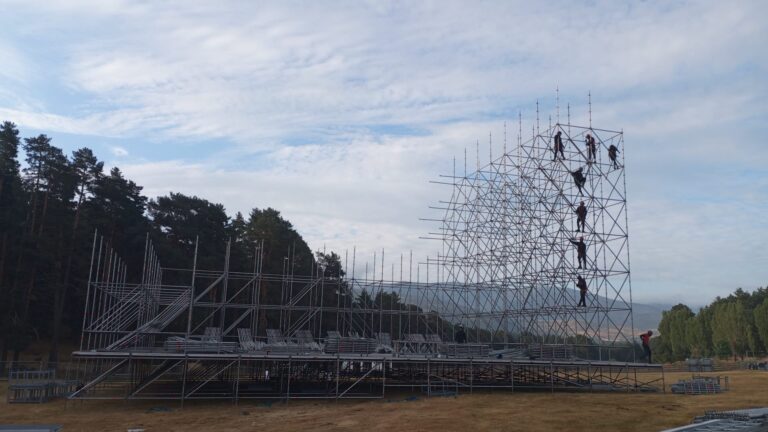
0, 120, 358, 365
652, 287, 768, 362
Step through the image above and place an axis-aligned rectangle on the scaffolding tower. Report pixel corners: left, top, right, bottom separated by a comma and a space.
428, 121, 632, 348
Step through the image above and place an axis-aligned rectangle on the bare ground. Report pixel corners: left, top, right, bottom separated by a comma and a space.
1, 371, 767, 432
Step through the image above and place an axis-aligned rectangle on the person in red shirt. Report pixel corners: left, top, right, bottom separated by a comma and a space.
640, 330, 653, 363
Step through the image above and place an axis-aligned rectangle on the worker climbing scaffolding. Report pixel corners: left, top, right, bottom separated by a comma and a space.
570, 167, 587, 196
570, 236, 587, 269
553, 130, 565, 160
575, 201, 587, 232
608, 144, 620, 169
576, 275, 588, 307
585, 133, 596, 162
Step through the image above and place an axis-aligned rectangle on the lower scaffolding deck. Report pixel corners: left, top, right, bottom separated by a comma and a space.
68, 351, 664, 400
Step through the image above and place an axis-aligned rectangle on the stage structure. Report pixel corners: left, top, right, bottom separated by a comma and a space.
68, 100, 660, 402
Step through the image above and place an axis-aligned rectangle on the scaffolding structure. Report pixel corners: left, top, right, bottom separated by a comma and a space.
69, 103, 660, 401
426, 120, 632, 347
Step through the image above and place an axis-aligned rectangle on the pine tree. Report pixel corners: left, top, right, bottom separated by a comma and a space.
0, 121, 23, 371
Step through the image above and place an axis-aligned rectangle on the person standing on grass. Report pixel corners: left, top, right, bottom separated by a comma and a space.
455, 325, 466, 344
640, 330, 653, 363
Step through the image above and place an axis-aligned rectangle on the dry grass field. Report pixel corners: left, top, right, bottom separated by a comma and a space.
1, 370, 766, 432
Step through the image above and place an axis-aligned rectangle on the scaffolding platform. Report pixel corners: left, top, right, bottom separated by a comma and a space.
69, 103, 648, 402
67, 350, 662, 400
7, 370, 78, 404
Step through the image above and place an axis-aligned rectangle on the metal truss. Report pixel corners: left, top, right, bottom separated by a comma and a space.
428, 121, 633, 349
70, 107, 647, 401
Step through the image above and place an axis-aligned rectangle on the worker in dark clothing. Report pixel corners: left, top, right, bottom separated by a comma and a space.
576, 275, 588, 307
569, 236, 587, 269
455, 325, 466, 344
575, 201, 587, 232
570, 167, 586, 196
640, 330, 653, 363
553, 131, 565, 161
608, 144, 620, 169
585, 134, 596, 162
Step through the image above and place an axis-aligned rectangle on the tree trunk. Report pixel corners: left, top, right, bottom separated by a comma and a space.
0, 338, 6, 375
51, 198, 83, 364
0, 232, 7, 286
49, 228, 65, 363
38, 190, 49, 237
22, 272, 35, 324
28, 190, 38, 236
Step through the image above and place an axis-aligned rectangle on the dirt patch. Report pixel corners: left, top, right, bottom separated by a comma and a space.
1, 371, 767, 431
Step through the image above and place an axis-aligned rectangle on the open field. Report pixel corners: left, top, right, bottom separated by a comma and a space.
1, 370, 767, 432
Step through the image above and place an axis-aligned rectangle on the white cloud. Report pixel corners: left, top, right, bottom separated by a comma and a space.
4, 1, 766, 147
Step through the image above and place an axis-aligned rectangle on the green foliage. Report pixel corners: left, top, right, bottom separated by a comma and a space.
654, 288, 768, 362
753, 298, 768, 352
657, 304, 694, 360
0, 121, 350, 366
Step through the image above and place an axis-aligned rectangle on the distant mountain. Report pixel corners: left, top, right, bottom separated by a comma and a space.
351, 282, 671, 338
631, 301, 671, 333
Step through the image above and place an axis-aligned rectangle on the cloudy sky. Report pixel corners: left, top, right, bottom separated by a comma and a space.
1, 1, 766, 305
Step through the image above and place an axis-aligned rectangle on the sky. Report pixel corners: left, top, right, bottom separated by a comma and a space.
1, 0, 766, 306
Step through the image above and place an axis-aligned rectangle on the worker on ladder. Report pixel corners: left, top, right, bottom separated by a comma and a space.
570, 167, 587, 196
576, 275, 588, 307
608, 144, 620, 169
553, 131, 565, 160
585, 134, 596, 162
569, 236, 587, 269
575, 201, 587, 232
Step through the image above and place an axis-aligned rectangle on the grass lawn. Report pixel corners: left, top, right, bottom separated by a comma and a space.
1, 370, 766, 431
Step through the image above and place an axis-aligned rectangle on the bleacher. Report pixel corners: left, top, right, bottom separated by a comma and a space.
163, 327, 238, 353
526, 343, 574, 360
7, 369, 77, 404
323, 331, 377, 354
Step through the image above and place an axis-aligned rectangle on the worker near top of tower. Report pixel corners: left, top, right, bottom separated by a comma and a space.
569, 236, 587, 269
553, 131, 565, 161
575, 201, 587, 232
585, 134, 596, 162
570, 167, 586, 196
576, 275, 588, 307
608, 144, 620, 169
